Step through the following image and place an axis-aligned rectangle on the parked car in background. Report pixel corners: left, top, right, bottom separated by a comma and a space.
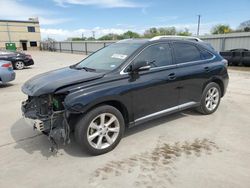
0, 50, 34, 70
21, 36, 229, 155
0, 60, 16, 84
220, 48, 250, 66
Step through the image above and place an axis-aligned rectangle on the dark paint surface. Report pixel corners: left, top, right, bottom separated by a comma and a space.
22, 67, 104, 96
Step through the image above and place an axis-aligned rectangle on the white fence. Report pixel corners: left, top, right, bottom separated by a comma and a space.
41, 32, 250, 54
40, 41, 115, 55
200, 32, 250, 51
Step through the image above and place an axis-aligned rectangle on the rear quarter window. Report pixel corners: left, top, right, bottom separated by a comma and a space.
173, 42, 202, 64
200, 49, 214, 60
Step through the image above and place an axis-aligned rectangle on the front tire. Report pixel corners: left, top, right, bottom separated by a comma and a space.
74, 105, 125, 155
197, 82, 221, 115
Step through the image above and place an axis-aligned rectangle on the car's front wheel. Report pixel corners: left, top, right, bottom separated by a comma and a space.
197, 82, 221, 115
14, 61, 24, 70
74, 105, 125, 155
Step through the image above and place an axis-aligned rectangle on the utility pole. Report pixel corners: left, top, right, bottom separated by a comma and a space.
82, 33, 84, 40
92, 31, 95, 39
6, 22, 11, 42
197, 14, 201, 36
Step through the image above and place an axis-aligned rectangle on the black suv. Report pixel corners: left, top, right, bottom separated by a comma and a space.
21, 36, 229, 155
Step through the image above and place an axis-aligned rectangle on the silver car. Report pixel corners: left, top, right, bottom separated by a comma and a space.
0, 60, 16, 84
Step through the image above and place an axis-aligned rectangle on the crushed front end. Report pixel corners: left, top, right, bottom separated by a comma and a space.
21, 94, 70, 152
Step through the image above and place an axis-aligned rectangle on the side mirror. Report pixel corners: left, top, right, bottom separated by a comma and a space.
129, 60, 151, 73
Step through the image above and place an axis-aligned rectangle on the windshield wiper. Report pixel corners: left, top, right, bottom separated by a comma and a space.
74, 66, 96, 72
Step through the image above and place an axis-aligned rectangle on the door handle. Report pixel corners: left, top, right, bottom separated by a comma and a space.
168, 73, 176, 80
204, 67, 210, 72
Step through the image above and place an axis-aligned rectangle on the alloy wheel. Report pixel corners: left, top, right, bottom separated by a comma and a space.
87, 113, 120, 150
205, 87, 219, 111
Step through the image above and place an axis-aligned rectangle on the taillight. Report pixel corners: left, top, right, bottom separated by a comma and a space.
26, 54, 32, 59
1, 63, 12, 68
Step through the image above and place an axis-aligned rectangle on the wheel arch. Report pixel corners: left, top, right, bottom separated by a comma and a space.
68, 99, 130, 128
203, 77, 225, 97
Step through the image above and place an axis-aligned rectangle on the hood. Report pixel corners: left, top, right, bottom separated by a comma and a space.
22, 67, 105, 96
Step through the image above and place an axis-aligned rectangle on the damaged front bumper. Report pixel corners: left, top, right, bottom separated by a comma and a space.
21, 95, 70, 152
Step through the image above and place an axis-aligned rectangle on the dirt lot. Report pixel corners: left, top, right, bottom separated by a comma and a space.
0, 51, 250, 188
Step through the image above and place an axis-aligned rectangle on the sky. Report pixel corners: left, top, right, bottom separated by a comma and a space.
0, 0, 250, 40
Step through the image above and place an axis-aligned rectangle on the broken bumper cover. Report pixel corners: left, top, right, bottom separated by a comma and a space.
21, 100, 70, 148
21, 100, 50, 132
23, 117, 45, 132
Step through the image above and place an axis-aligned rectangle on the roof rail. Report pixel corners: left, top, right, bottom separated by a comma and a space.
150, 35, 203, 42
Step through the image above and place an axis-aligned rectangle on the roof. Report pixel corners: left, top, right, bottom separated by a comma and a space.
0, 19, 39, 24
117, 39, 149, 44
150, 35, 203, 42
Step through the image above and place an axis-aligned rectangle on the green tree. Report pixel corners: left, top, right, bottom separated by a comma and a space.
158, 27, 176, 35
144, 27, 159, 38
122, 31, 140, 39
71, 37, 86, 41
86, 37, 96, 41
211, 24, 233, 34
144, 27, 178, 38
238, 20, 250, 32
98, 33, 123, 40
177, 28, 192, 36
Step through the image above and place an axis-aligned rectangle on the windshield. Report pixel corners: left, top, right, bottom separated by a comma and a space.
75, 42, 142, 71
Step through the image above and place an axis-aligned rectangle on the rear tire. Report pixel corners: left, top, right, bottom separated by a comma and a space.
74, 105, 125, 155
196, 82, 221, 115
14, 61, 24, 70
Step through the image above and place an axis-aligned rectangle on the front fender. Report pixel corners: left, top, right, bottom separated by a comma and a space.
64, 82, 132, 115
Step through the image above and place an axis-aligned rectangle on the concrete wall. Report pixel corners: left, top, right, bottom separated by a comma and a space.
0, 20, 41, 50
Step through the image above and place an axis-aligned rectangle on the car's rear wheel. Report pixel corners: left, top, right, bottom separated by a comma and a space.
14, 61, 24, 70
74, 105, 125, 155
197, 82, 221, 115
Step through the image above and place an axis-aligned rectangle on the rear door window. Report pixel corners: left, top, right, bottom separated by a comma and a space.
173, 42, 202, 64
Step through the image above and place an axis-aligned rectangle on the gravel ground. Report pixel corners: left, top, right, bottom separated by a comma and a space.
0, 51, 250, 188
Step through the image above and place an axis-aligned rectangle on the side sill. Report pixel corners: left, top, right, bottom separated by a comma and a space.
128, 102, 198, 128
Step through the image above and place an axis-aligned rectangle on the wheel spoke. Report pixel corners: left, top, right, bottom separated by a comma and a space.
108, 127, 119, 133
206, 95, 210, 101
106, 116, 116, 127
105, 135, 113, 145
206, 100, 210, 108
88, 131, 99, 141
210, 88, 215, 96
96, 135, 103, 149
89, 122, 99, 130
213, 92, 218, 98
100, 114, 105, 125
208, 101, 213, 109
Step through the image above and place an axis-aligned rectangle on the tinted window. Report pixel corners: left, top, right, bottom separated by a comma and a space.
30, 41, 37, 47
173, 43, 202, 64
201, 50, 214, 60
133, 43, 172, 67
27, 26, 35, 32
